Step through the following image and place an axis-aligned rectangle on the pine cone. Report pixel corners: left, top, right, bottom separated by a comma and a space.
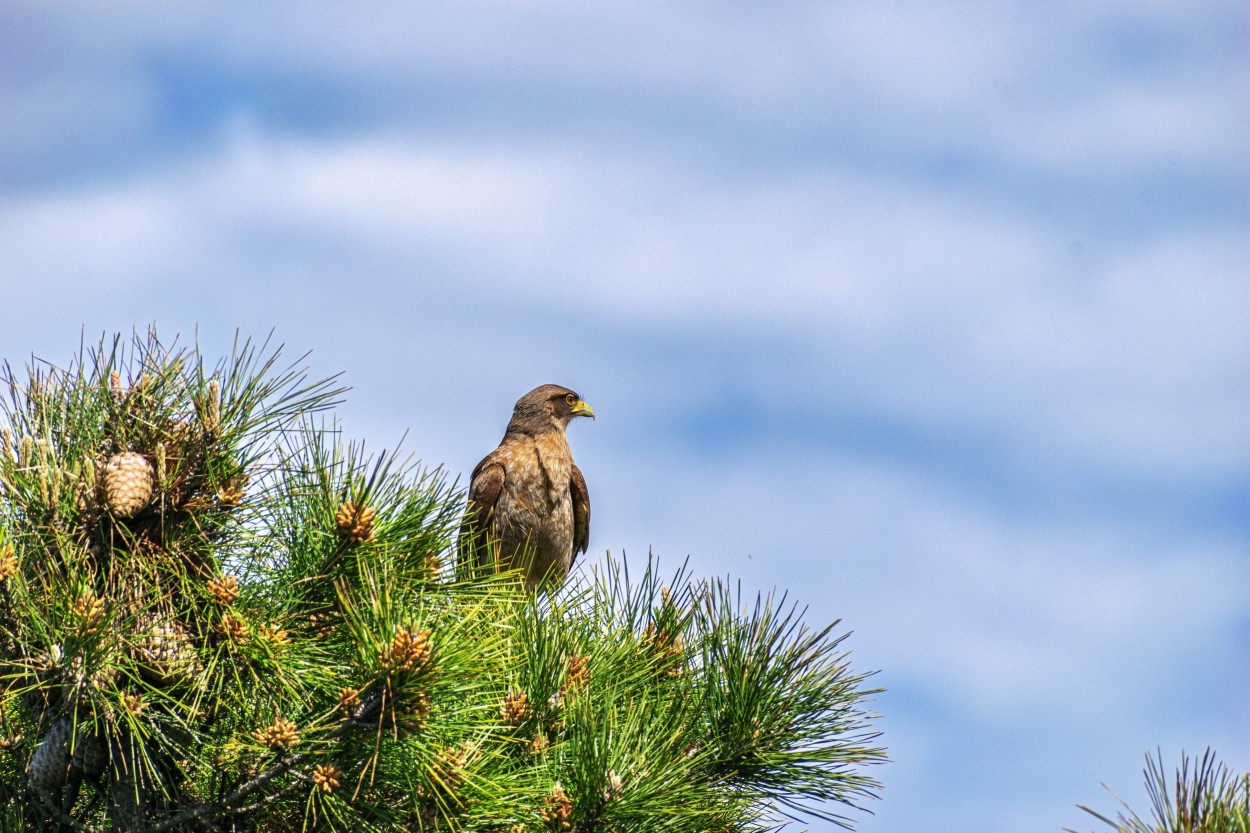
71, 729, 109, 779
103, 452, 154, 518
27, 718, 72, 794
132, 612, 197, 685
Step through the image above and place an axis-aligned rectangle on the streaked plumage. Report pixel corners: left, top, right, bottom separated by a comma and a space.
458, 384, 593, 590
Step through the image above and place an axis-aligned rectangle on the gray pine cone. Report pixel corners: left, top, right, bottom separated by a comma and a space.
27, 718, 72, 794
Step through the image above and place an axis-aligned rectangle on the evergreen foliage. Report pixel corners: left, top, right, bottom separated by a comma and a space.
1072, 750, 1250, 833
0, 330, 885, 832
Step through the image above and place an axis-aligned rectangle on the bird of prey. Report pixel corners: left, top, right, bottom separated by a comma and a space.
458, 384, 594, 590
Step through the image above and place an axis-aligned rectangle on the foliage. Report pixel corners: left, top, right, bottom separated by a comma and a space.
0, 329, 885, 832
1071, 750, 1250, 833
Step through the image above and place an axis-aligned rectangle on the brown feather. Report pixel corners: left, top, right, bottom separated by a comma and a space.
458, 461, 505, 567
570, 463, 590, 566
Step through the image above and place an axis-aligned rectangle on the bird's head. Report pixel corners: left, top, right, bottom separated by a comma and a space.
507, 384, 595, 436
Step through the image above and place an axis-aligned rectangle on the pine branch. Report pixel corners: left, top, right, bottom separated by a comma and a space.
150, 749, 306, 832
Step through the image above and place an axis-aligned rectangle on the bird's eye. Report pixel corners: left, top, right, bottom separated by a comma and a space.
564, 393, 577, 407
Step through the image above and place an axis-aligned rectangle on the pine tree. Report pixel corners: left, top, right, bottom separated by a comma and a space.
0, 330, 886, 832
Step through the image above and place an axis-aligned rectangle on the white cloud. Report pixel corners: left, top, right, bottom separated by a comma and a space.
7, 1, 1246, 182
0, 179, 190, 294
2, 123, 1244, 489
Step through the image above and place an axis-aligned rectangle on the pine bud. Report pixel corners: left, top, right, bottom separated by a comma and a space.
207, 575, 239, 605
219, 612, 249, 645
431, 744, 467, 794
37, 459, 52, 507
253, 717, 299, 751
312, 763, 341, 793
207, 379, 221, 433
500, 689, 532, 726
119, 692, 145, 717
257, 624, 289, 647
335, 500, 376, 544
72, 591, 106, 634
562, 652, 590, 694
540, 784, 573, 829
398, 691, 432, 735
76, 457, 98, 512
216, 475, 246, 508
155, 442, 166, 488
0, 544, 17, 581
379, 627, 433, 674
642, 622, 685, 677
338, 687, 361, 716
423, 548, 443, 577
603, 769, 624, 802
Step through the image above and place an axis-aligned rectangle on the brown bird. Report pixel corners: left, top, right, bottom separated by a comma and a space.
458, 384, 594, 590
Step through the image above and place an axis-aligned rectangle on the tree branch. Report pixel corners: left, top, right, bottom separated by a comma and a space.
225, 772, 310, 816
148, 749, 307, 833
149, 695, 380, 833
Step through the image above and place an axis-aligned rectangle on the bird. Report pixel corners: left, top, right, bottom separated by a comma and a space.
458, 384, 594, 590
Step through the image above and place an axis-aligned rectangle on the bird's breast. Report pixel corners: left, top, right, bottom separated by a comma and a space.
493, 436, 574, 547
533, 434, 573, 506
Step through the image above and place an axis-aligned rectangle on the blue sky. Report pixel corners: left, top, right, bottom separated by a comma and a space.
1, 2, 1247, 830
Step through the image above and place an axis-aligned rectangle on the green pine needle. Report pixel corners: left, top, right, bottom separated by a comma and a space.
1072, 749, 1250, 833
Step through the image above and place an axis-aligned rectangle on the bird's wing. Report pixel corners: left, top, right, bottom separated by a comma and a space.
459, 458, 506, 567
570, 463, 590, 564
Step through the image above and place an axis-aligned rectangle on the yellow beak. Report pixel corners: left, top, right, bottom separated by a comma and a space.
570, 400, 595, 420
